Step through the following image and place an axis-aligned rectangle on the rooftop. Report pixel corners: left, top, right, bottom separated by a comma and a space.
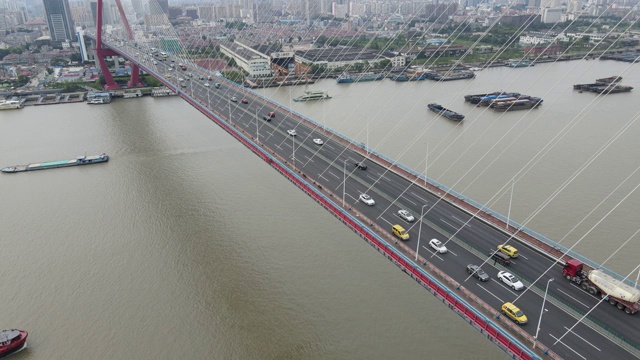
295, 46, 394, 63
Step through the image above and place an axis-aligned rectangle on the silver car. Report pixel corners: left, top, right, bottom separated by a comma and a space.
398, 209, 415, 222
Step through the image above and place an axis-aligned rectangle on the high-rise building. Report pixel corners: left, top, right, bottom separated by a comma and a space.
43, 0, 75, 41
198, 5, 215, 21
156, 0, 169, 15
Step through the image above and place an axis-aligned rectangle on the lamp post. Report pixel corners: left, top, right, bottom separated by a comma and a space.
425, 142, 429, 186
343, 159, 348, 207
507, 179, 514, 231
534, 278, 554, 350
228, 99, 232, 125
255, 108, 259, 144
292, 133, 296, 171
416, 204, 428, 261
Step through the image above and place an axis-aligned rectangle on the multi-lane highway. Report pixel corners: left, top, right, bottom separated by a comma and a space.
111, 42, 639, 359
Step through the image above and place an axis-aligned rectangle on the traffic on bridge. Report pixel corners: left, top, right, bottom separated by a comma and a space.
87, 36, 640, 360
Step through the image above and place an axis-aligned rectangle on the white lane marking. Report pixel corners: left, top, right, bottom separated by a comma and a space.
325, 144, 336, 150
367, 175, 378, 182
556, 288, 591, 308
477, 284, 504, 303
452, 215, 468, 224
318, 174, 329, 182
445, 249, 457, 257
422, 246, 444, 261
563, 326, 601, 351
411, 191, 427, 204
328, 171, 340, 179
549, 334, 587, 360
402, 196, 417, 206
380, 216, 393, 226
519, 254, 529, 260
440, 219, 458, 230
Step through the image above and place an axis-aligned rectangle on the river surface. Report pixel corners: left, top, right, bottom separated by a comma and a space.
1, 59, 638, 359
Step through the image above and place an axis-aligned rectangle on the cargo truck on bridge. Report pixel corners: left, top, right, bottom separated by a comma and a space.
562, 259, 640, 314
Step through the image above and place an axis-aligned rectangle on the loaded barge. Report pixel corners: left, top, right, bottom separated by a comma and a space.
2, 153, 108, 173
427, 103, 465, 121
573, 76, 633, 94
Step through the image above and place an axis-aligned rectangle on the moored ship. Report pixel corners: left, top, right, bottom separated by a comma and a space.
430, 70, 475, 81
0, 329, 28, 358
595, 76, 622, 84
337, 72, 384, 83
2, 153, 109, 173
86, 91, 112, 104
465, 92, 520, 104
477, 93, 522, 107
491, 98, 543, 111
508, 59, 533, 68
574, 76, 632, 94
427, 103, 465, 121
293, 90, 330, 102
0, 99, 24, 110
391, 73, 428, 81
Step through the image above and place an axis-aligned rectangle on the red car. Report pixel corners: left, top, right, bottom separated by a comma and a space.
241, 99, 248, 104
268, 112, 275, 118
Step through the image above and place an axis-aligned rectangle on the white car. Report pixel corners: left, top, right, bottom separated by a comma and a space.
359, 193, 375, 206
178, 77, 184, 82
313, 138, 323, 145
497, 271, 524, 291
204, 83, 210, 87
231, 96, 238, 102
429, 239, 447, 253
287, 130, 297, 136
398, 209, 415, 222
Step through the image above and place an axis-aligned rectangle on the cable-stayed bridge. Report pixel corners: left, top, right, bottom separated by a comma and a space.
84, 1, 640, 359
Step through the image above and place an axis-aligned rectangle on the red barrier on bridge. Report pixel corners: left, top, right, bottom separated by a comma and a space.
174, 92, 540, 360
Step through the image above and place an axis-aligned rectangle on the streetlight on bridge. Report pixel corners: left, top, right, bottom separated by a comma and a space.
416, 204, 429, 261
534, 278, 554, 350
343, 159, 349, 207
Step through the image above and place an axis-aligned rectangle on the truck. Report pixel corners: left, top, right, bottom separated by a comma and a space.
562, 259, 640, 314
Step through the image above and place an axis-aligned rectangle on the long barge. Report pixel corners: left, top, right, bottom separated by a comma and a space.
2, 153, 108, 173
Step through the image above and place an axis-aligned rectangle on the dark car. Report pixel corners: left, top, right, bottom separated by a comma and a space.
262, 115, 271, 121
490, 251, 511, 266
354, 161, 367, 170
467, 264, 489, 282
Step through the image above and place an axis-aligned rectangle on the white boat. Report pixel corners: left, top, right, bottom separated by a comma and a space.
293, 90, 330, 102
0, 99, 24, 110
87, 98, 109, 105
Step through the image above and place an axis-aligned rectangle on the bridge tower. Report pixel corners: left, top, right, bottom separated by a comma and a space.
94, 0, 142, 90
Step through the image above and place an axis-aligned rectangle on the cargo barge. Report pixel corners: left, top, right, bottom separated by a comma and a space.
464, 92, 520, 104
427, 103, 465, 121
2, 153, 108, 173
573, 76, 633, 94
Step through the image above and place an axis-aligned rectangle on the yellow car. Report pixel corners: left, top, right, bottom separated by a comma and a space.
165, 74, 172, 78
501, 302, 527, 325
498, 244, 519, 258
392, 224, 409, 240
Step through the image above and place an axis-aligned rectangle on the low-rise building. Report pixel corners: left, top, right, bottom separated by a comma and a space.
294, 46, 401, 70
219, 41, 272, 77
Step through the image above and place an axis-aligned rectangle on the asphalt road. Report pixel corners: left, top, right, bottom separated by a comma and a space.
113, 43, 639, 360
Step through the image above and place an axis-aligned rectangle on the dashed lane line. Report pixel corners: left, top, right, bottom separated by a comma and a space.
549, 334, 587, 360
